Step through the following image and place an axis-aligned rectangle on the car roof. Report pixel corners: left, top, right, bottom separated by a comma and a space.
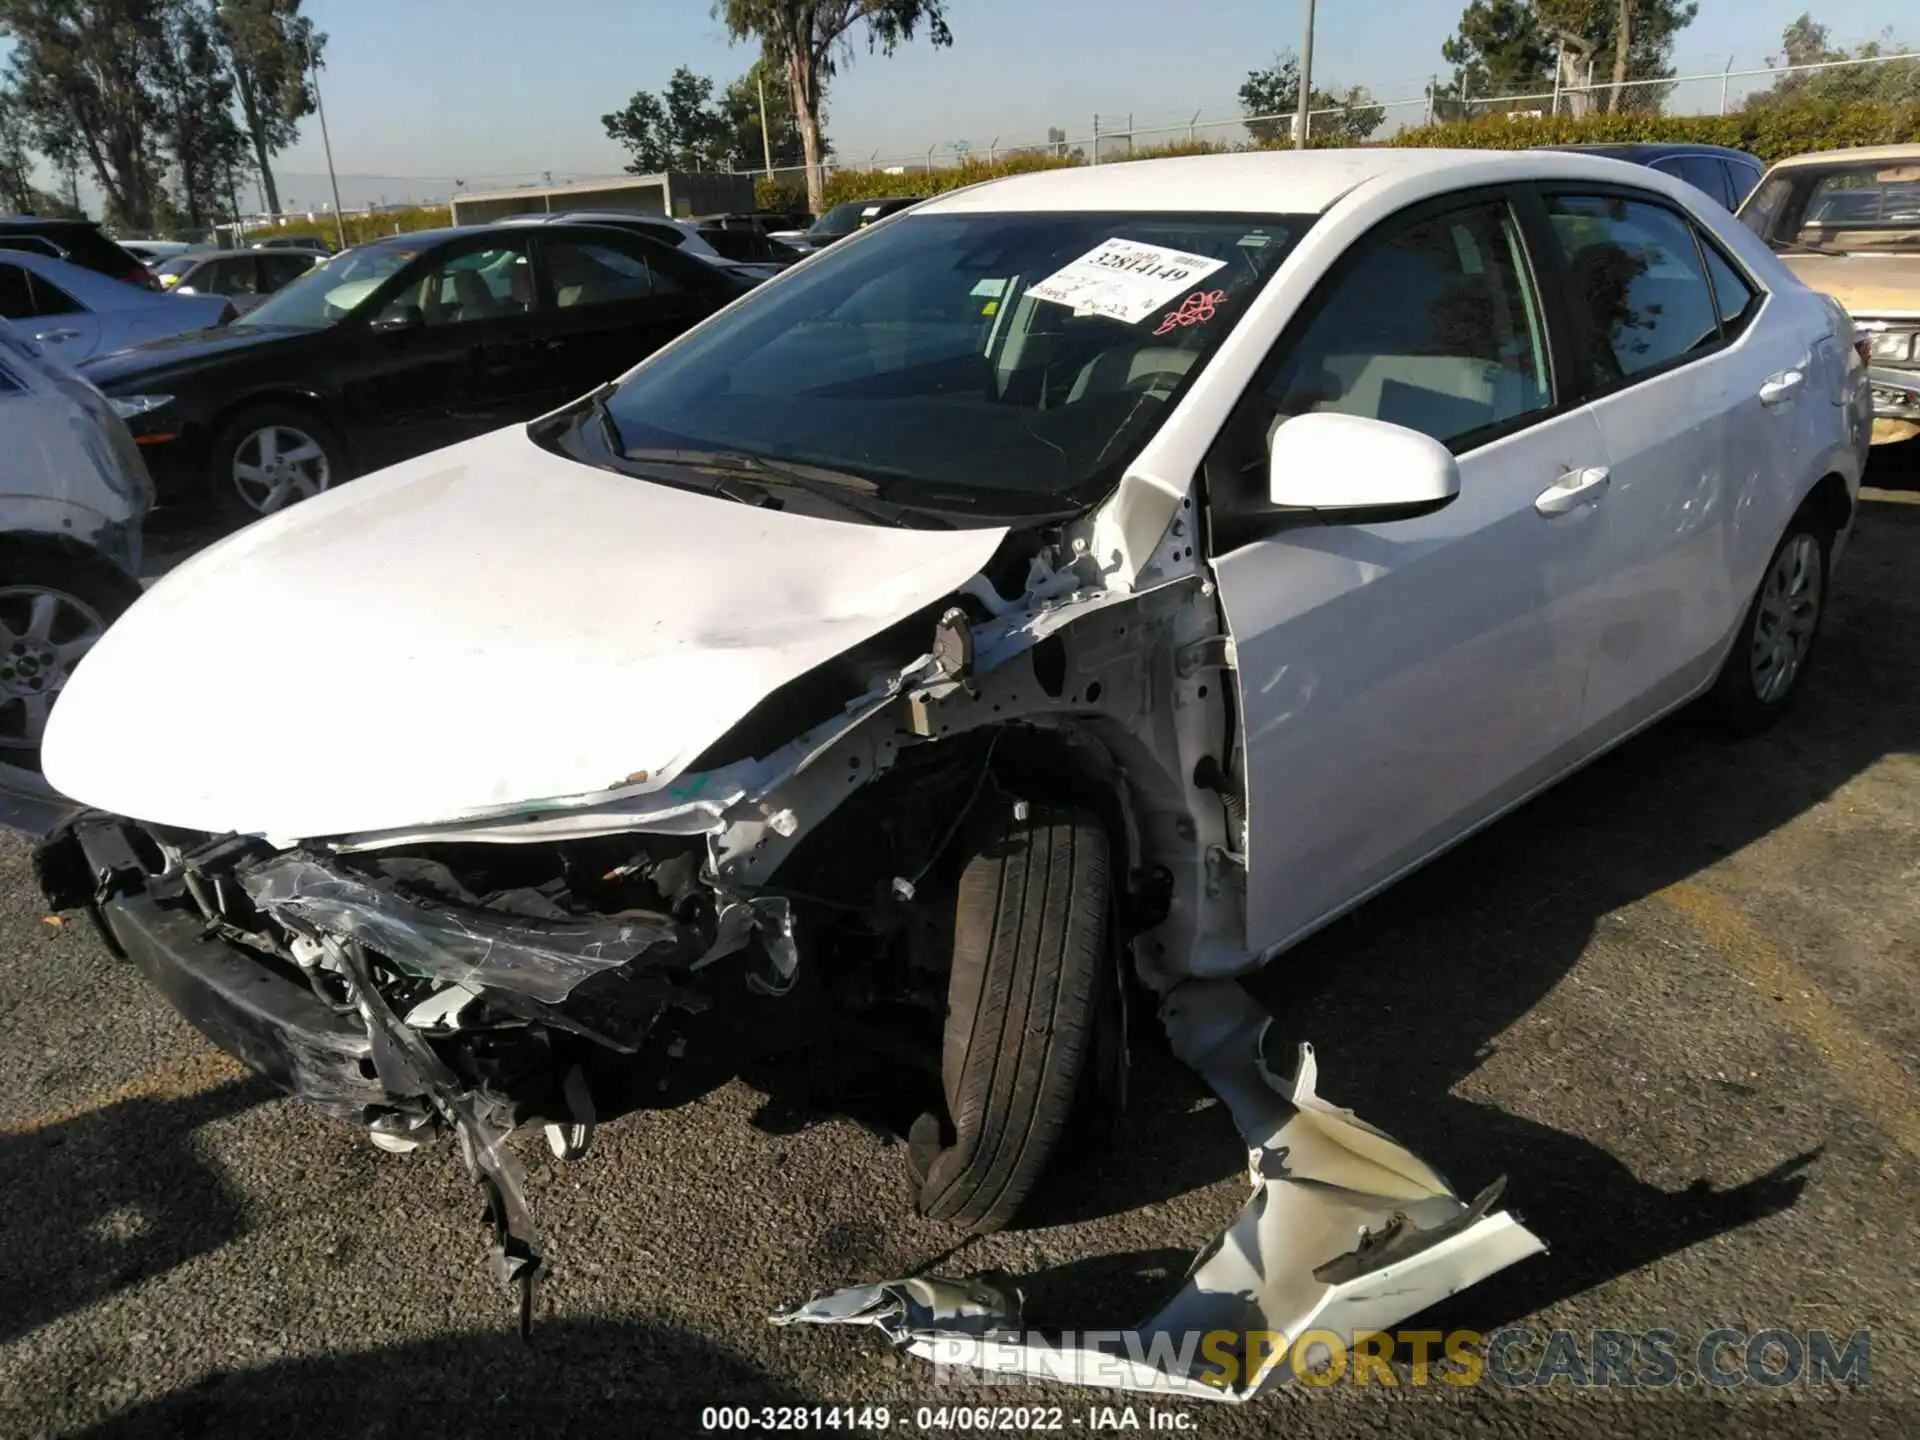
1544, 142, 1758, 161
916, 147, 1731, 216
1766, 142, 1920, 171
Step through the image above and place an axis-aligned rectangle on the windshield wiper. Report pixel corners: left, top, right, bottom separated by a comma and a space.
621, 447, 929, 529
1775, 239, 1849, 257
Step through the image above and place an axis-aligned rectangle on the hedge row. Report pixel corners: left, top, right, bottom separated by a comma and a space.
756, 97, 1920, 210
1389, 98, 1920, 163
243, 206, 453, 247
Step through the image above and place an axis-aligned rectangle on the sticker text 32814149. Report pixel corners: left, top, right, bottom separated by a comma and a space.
1027, 237, 1228, 326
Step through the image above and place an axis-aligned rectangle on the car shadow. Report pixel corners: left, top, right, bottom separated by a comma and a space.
1001, 492, 1918, 1326
73, 1315, 806, 1439
0, 1074, 274, 1346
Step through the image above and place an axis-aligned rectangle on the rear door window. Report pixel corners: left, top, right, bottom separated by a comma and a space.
1661, 154, 1733, 208
1544, 194, 1722, 386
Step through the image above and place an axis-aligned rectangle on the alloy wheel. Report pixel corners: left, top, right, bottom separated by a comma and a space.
0, 585, 112, 751
1749, 531, 1823, 705
233, 423, 331, 515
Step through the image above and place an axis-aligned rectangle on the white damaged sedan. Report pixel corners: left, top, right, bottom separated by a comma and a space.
38, 149, 1869, 1391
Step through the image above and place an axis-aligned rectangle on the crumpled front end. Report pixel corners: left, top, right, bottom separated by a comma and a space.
39, 812, 799, 1327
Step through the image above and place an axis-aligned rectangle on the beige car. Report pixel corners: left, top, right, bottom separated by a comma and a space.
1739, 143, 1920, 444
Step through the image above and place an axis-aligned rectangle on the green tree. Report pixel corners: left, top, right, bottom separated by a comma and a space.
717, 0, 952, 213
0, 0, 174, 229
158, 2, 249, 229
1239, 53, 1386, 144
716, 57, 816, 172
1750, 14, 1918, 109
603, 65, 731, 172
1439, 0, 1555, 112
211, 0, 320, 216
0, 84, 37, 212
1439, 1, 1698, 117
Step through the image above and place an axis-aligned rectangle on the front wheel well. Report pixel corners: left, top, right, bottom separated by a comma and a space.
206, 391, 350, 463
1805, 472, 1852, 537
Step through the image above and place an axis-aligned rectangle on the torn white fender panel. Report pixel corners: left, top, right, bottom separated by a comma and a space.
773, 980, 1544, 1401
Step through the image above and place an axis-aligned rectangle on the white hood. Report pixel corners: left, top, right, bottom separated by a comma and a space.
45, 426, 1006, 838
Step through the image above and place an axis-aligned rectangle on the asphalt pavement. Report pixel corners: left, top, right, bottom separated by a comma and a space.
1, 448, 1917, 1438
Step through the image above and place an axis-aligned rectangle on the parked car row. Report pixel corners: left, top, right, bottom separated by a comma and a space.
31, 146, 1876, 1380
90, 220, 749, 518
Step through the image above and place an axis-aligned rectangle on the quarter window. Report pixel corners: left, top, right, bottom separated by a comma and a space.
1545, 195, 1720, 384
1259, 200, 1551, 449
1700, 242, 1758, 335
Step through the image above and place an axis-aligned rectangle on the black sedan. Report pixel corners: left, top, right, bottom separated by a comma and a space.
85, 222, 746, 519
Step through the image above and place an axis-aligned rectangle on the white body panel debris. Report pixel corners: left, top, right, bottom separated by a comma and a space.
773, 981, 1545, 1401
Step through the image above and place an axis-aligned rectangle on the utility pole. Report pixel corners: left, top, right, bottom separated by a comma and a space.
1552, 47, 1563, 116
308, 38, 347, 249
1295, 0, 1316, 149
757, 68, 775, 177
1426, 75, 1436, 127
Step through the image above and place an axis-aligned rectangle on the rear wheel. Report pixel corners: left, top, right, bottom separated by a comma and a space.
1707, 503, 1832, 733
209, 403, 348, 522
910, 800, 1111, 1231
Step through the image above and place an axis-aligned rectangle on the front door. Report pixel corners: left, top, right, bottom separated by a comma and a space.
1209, 192, 1611, 960
341, 236, 548, 468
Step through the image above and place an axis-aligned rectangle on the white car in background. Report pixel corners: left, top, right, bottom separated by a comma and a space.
0, 321, 147, 775
39, 149, 1870, 1396
0, 249, 233, 362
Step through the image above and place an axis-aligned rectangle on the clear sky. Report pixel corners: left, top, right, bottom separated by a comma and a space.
12, 0, 1916, 209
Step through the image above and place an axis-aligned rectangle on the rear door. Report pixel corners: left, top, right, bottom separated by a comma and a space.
528, 228, 732, 407
1533, 187, 1804, 743
0, 261, 101, 359
1209, 189, 1613, 958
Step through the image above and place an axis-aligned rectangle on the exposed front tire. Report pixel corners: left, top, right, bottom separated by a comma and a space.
0, 544, 142, 770
209, 403, 349, 523
911, 800, 1111, 1231
1707, 502, 1833, 734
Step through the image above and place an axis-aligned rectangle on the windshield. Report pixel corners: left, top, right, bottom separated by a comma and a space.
235, 242, 416, 328
1742, 159, 1920, 254
582, 209, 1305, 524
154, 254, 200, 281
809, 202, 883, 237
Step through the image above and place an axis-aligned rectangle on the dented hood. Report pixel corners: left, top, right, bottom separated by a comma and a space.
44, 425, 1006, 838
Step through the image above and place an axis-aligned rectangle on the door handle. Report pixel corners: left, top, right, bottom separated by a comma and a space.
1535, 466, 1611, 517
1759, 369, 1805, 406
35, 328, 80, 343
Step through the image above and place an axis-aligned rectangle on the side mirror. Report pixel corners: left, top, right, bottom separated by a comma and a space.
1267, 411, 1461, 521
372, 303, 424, 332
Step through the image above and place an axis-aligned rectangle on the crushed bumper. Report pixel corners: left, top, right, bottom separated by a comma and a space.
99, 886, 388, 1122
40, 811, 793, 1330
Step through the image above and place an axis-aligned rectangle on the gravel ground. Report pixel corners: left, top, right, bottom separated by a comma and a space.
1, 447, 1917, 1438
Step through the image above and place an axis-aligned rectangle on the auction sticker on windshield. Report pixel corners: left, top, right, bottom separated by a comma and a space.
1028, 237, 1229, 325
